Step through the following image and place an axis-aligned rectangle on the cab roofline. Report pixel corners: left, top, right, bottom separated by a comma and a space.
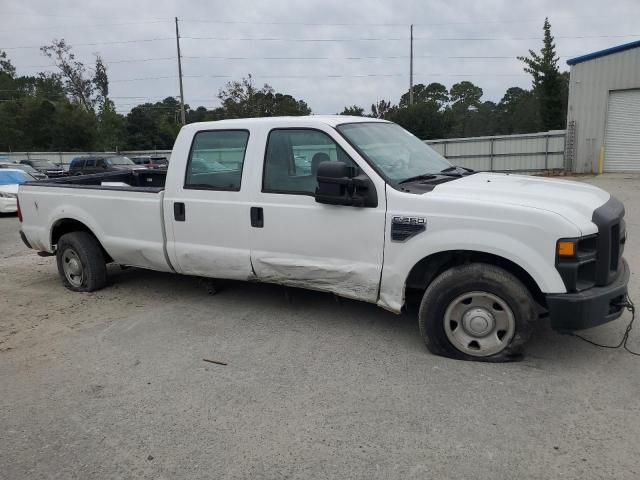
182, 115, 390, 130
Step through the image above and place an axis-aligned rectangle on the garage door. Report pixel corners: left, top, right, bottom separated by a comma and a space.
604, 89, 640, 172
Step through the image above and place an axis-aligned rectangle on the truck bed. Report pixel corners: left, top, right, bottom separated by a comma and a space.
19, 169, 173, 273
34, 169, 167, 191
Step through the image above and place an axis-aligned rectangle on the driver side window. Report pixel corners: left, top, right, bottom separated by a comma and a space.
263, 128, 359, 195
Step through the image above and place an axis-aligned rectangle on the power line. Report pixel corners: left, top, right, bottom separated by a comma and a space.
0, 37, 174, 50
2, 11, 168, 19
178, 33, 640, 42
414, 34, 640, 41
16, 54, 560, 70
182, 54, 555, 60
3, 32, 638, 51
181, 73, 528, 80
0, 20, 171, 33
110, 75, 177, 83
2, 11, 634, 25
177, 15, 634, 27
181, 35, 405, 42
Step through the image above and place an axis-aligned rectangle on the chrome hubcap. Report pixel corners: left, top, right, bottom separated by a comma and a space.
444, 291, 515, 357
62, 249, 84, 287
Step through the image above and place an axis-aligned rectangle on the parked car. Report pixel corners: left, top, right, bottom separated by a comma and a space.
130, 155, 169, 169
0, 162, 48, 180
19, 159, 65, 177
0, 169, 36, 213
17, 116, 629, 362
68, 156, 146, 175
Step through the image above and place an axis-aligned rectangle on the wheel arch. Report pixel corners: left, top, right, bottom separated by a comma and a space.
50, 218, 113, 263
404, 250, 546, 307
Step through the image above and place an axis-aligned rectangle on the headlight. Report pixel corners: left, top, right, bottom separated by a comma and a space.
555, 235, 598, 292
556, 240, 576, 257
0, 192, 17, 198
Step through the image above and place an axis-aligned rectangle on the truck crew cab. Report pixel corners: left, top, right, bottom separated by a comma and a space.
17, 116, 629, 361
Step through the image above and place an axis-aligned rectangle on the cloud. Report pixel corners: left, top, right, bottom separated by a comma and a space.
2, 0, 639, 114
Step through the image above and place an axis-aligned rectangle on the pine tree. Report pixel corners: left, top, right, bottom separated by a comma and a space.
517, 18, 566, 130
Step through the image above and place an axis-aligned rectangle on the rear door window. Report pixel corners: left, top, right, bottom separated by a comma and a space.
185, 130, 249, 191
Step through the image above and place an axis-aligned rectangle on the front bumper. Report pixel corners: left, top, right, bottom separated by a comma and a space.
546, 258, 629, 331
0, 197, 17, 213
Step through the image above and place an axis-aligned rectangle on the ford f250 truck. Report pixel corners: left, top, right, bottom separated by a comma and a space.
17, 116, 629, 361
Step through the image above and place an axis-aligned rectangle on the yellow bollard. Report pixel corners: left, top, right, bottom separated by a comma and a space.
598, 145, 605, 175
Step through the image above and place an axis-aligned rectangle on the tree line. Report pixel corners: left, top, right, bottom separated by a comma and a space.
0, 18, 567, 152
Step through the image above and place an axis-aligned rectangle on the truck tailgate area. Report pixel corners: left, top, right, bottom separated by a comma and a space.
19, 180, 172, 273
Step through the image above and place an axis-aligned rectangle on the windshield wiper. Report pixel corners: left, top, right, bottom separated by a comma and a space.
440, 165, 475, 176
398, 173, 438, 184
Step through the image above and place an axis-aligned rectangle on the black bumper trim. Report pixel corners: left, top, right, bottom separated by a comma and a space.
546, 258, 629, 331
19, 230, 32, 249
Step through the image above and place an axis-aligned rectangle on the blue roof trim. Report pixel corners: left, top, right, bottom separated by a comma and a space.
567, 39, 640, 66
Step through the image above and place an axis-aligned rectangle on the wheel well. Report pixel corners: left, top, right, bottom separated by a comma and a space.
51, 219, 113, 263
404, 250, 545, 307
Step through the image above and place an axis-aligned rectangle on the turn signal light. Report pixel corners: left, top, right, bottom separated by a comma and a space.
557, 240, 576, 257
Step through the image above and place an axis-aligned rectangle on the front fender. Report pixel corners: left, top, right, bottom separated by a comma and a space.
378, 228, 568, 314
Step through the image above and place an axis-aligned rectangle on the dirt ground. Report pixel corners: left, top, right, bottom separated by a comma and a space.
1, 174, 639, 479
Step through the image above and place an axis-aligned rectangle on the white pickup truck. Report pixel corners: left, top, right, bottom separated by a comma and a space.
18, 116, 629, 361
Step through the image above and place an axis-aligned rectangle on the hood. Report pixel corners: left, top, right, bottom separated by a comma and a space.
0, 184, 19, 194
432, 172, 610, 234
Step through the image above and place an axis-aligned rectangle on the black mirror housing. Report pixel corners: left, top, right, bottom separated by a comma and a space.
315, 161, 377, 208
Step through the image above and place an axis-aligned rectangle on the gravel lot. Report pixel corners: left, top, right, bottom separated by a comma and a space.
1, 174, 639, 480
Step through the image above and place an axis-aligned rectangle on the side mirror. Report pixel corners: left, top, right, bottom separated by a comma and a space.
315, 161, 377, 208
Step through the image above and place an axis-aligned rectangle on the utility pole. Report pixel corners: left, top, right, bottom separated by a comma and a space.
175, 17, 186, 125
409, 24, 414, 106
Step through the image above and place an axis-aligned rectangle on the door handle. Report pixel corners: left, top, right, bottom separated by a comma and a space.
174, 202, 186, 221
250, 206, 263, 228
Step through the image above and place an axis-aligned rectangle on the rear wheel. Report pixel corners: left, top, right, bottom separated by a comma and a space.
418, 263, 535, 361
56, 232, 107, 292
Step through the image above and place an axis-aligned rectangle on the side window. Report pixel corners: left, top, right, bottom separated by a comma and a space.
185, 130, 249, 191
263, 129, 359, 195
95, 159, 105, 168
86, 159, 96, 167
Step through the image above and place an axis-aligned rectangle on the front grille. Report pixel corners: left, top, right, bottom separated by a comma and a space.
592, 196, 625, 286
610, 223, 620, 271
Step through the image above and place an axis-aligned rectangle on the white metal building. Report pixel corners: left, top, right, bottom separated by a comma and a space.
566, 40, 640, 173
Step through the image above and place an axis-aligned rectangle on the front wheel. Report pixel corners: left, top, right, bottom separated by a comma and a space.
418, 263, 535, 362
56, 232, 108, 292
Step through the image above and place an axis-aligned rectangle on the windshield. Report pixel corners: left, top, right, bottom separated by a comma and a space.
337, 122, 451, 182
0, 170, 32, 185
31, 160, 59, 169
106, 156, 134, 166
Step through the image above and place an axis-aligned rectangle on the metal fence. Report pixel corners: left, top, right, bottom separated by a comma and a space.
425, 130, 567, 172
2, 130, 568, 174
0, 150, 172, 169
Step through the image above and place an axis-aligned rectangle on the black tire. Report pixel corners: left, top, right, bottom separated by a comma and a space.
418, 263, 535, 362
56, 232, 108, 292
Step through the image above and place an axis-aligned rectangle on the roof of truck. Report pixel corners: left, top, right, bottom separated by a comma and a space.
185, 115, 389, 129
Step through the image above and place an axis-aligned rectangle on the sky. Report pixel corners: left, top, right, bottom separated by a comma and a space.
2, 0, 640, 115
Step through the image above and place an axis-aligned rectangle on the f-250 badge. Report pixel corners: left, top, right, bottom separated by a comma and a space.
392, 216, 426, 225
391, 216, 427, 242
